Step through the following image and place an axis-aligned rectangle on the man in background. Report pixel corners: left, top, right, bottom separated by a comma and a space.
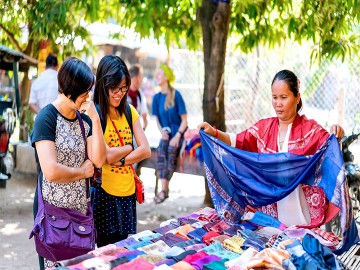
29, 54, 58, 114
128, 64, 148, 130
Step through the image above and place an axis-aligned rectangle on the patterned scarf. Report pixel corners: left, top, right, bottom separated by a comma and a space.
200, 130, 359, 254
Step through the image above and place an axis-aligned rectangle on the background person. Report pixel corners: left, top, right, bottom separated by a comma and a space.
198, 69, 344, 227
92, 55, 151, 247
128, 64, 148, 130
31, 57, 106, 269
29, 54, 59, 114
152, 64, 188, 204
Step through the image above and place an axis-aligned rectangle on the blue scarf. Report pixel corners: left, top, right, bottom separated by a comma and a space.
199, 130, 359, 254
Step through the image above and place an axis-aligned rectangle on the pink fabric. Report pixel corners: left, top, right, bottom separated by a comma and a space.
182, 250, 208, 264
202, 231, 221, 245
113, 257, 155, 270
209, 220, 231, 233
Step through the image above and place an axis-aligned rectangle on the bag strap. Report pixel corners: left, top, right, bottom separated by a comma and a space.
95, 102, 132, 133
95, 103, 106, 133
124, 102, 133, 145
95, 102, 133, 145
76, 111, 90, 198
110, 118, 137, 175
36, 111, 91, 210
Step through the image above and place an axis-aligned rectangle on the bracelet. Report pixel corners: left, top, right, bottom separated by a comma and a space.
120, 157, 125, 166
213, 125, 218, 138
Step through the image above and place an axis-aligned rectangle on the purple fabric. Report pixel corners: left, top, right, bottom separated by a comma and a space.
173, 239, 200, 249
114, 237, 138, 248
202, 221, 219, 232
178, 218, 198, 226
222, 225, 241, 237
153, 224, 179, 235
150, 233, 186, 247
191, 254, 222, 270
203, 258, 229, 270
184, 244, 207, 252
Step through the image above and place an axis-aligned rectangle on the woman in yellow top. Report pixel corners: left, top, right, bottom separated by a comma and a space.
92, 55, 151, 247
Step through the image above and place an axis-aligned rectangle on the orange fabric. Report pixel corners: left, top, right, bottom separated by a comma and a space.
171, 261, 196, 270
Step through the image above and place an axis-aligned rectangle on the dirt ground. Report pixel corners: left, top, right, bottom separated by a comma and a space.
0, 167, 207, 270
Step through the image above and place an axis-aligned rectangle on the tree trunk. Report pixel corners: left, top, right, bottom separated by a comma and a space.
19, 71, 31, 141
198, 1, 231, 206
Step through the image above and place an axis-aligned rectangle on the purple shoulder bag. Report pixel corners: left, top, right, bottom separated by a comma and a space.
29, 111, 95, 261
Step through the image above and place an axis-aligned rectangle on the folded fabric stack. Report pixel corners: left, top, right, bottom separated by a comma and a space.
51, 207, 344, 270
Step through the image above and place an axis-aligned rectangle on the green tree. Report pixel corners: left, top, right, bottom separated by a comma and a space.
103, 0, 359, 204
103, 0, 359, 131
0, 0, 98, 139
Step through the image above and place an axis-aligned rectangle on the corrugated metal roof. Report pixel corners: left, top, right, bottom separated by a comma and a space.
0, 45, 38, 66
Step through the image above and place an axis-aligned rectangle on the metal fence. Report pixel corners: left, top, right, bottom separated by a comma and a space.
167, 47, 360, 135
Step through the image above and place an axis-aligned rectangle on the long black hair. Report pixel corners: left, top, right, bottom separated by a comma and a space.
271, 69, 302, 113
93, 55, 131, 122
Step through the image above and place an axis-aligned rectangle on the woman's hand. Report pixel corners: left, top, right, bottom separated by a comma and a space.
169, 134, 181, 147
80, 159, 94, 178
80, 101, 99, 122
330, 124, 345, 140
197, 122, 216, 137
161, 131, 170, 140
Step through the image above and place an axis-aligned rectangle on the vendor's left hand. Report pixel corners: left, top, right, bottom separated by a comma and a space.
330, 124, 345, 140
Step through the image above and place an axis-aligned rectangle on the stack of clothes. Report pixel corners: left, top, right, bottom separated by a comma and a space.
51, 207, 345, 270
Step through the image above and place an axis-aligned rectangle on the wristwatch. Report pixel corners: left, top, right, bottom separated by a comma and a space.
120, 157, 125, 166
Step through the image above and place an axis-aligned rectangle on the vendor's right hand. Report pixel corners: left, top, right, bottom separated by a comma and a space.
81, 159, 94, 178
197, 122, 216, 137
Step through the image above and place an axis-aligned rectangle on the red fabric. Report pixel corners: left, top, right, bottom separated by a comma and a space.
235, 114, 339, 228
209, 220, 231, 234
235, 114, 329, 155
202, 231, 221, 245
128, 89, 138, 110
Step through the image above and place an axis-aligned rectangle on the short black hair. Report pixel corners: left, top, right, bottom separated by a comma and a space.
58, 57, 94, 102
45, 54, 58, 68
129, 64, 143, 78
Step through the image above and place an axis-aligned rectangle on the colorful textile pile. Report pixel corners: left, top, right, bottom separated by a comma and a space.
52, 207, 347, 270
185, 134, 203, 163
199, 130, 359, 255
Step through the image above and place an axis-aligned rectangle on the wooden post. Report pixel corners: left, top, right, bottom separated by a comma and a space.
12, 61, 20, 117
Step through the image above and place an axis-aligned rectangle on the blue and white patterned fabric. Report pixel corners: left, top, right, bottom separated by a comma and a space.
199, 130, 359, 254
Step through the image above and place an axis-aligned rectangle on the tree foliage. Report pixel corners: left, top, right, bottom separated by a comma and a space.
0, 0, 100, 140
0, 0, 98, 59
100, 0, 359, 63
1, 0, 359, 138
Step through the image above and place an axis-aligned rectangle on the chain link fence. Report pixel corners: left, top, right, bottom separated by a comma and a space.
168, 47, 360, 135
